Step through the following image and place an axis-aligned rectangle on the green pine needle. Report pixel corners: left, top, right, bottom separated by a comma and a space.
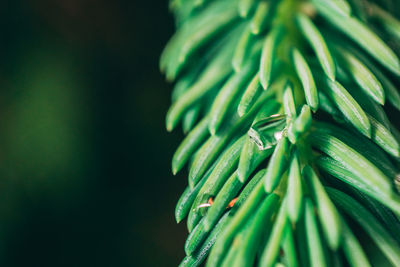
162, 0, 400, 266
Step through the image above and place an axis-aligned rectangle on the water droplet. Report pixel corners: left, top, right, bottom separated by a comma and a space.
248, 114, 287, 150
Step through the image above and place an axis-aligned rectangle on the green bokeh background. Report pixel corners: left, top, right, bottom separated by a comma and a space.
0, 1, 186, 266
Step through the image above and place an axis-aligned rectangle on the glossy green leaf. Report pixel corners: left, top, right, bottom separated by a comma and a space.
348, 47, 400, 111
316, 156, 400, 215
333, 46, 385, 105
251, 1, 270, 34
304, 198, 327, 267
312, 121, 398, 179
237, 134, 274, 183
185, 218, 208, 255
319, 77, 371, 137
315, 3, 400, 75
189, 78, 280, 184
166, 41, 234, 131
192, 136, 244, 204
283, 81, 297, 119
237, 73, 262, 117
311, 0, 351, 17
310, 127, 392, 195
179, 8, 239, 64
303, 165, 341, 250
368, 114, 400, 158
296, 14, 336, 80
328, 188, 400, 266
370, 3, 400, 40
294, 105, 312, 133
220, 212, 258, 267
286, 151, 303, 224
165, 1, 240, 79
238, 0, 256, 18
207, 181, 269, 267
260, 25, 284, 89
341, 218, 372, 267
318, 91, 343, 120
209, 59, 257, 134
239, 63, 282, 117
175, 167, 210, 223
282, 223, 298, 267
182, 104, 201, 134
179, 213, 231, 267
259, 199, 289, 267
232, 193, 280, 267
203, 172, 242, 231
264, 137, 289, 193
234, 169, 266, 209
292, 48, 319, 111
187, 202, 203, 233
172, 117, 210, 175
350, 189, 400, 244
233, 26, 254, 72
349, 86, 391, 130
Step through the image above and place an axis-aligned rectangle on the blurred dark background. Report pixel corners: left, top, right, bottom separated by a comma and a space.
0, 1, 187, 266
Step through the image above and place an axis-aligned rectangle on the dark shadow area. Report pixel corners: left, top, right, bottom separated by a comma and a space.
0, 1, 186, 266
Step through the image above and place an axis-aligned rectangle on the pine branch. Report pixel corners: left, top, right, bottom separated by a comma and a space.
161, 0, 400, 266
